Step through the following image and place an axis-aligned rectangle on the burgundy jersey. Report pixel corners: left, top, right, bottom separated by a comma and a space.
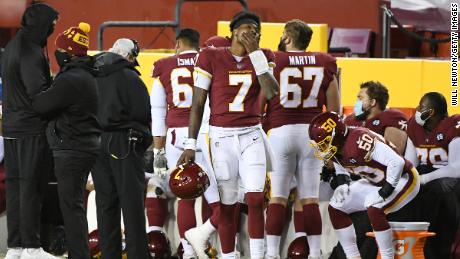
264, 51, 337, 130
338, 127, 413, 186
152, 51, 198, 128
195, 47, 275, 127
407, 115, 460, 168
344, 109, 408, 136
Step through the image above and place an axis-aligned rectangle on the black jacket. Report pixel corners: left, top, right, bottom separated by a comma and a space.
33, 56, 102, 154
0, 3, 58, 138
94, 52, 151, 136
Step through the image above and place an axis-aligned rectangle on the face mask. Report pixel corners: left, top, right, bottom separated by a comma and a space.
278, 37, 287, 51
354, 100, 370, 120
415, 109, 432, 126
54, 50, 71, 67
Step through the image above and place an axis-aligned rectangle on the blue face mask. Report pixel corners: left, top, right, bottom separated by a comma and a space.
354, 100, 364, 116
354, 100, 369, 120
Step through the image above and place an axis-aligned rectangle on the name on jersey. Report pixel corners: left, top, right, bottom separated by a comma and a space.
177, 57, 196, 67
288, 55, 316, 66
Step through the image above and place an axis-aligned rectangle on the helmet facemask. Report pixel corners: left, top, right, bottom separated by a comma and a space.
310, 128, 338, 162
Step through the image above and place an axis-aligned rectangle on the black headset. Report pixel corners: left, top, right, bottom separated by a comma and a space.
130, 39, 140, 57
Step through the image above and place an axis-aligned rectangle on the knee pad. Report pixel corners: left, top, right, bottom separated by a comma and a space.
218, 183, 238, 205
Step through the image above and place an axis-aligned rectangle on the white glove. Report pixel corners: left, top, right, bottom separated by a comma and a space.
364, 191, 385, 208
331, 184, 350, 206
153, 148, 168, 178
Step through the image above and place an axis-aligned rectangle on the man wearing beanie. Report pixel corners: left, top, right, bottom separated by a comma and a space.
32, 22, 101, 259
0, 3, 59, 259
177, 11, 279, 259
92, 38, 151, 259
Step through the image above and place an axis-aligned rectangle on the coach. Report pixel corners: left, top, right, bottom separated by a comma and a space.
92, 38, 152, 259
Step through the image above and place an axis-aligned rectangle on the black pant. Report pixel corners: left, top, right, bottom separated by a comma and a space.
92, 131, 150, 259
4, 135, 52, 248
54, 150, 96, 259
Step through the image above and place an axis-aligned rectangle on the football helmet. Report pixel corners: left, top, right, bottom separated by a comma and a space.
88, 229, 101, 258
309, 112, 347, 162
147, 230, 171, 258
169, 162, 210, 199
287, 236, 310, 259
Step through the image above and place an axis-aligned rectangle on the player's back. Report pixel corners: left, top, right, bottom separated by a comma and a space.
152, 51, 198, 128
265, 51, 337, 131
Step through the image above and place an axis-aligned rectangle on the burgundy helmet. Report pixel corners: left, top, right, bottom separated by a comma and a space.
147, 230, 171, 258
88, 229, 100, 257
287, 236, 310, 259
169, 162, 210, 199
309, 111, 347, 162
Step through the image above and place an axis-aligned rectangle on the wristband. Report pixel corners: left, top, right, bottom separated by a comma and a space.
249, 49, 269, 76
184, 138, 197, 151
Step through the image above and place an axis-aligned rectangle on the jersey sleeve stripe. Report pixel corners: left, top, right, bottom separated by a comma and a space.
195, 67, 212, 79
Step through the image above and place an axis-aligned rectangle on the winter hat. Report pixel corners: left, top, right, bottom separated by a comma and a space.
55, 22, 90, 56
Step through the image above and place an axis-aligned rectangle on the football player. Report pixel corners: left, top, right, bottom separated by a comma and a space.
309, 112, 420, 259
149, 28, 221, 259
404, 92, 460, 258
264, 19, 340, 259
340, 81, 408, 258
177, 11, 279, 259
345, 81, 408, 154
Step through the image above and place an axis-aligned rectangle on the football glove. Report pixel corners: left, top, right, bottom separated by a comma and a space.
153, 148, 168, 178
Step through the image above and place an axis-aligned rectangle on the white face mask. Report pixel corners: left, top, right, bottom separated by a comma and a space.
415, 109, 432, 126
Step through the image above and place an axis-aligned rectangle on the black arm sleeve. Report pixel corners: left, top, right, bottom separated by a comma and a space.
32, 77, 76, 115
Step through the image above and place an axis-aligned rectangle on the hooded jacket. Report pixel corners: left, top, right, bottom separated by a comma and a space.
0, 3, 58, 138
94, 52, 151, 136
33, 56, 101, 154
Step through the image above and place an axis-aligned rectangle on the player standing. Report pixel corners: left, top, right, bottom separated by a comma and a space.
177, 11, 279, 259
149, 28, 221, 259
263, 19, 340, 259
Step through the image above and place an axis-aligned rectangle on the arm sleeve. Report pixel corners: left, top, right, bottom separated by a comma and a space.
404, 138, 420, 167
20, 52, 51, 98
32, 78, 76, 115
422, 138, 460, 183
266, 49, 276, 75
150, 78, 168, 136
194, 50, 213, 90
371, 141, 405, 187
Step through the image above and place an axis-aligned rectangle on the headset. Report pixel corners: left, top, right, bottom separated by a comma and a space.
130, 39, 140, 57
